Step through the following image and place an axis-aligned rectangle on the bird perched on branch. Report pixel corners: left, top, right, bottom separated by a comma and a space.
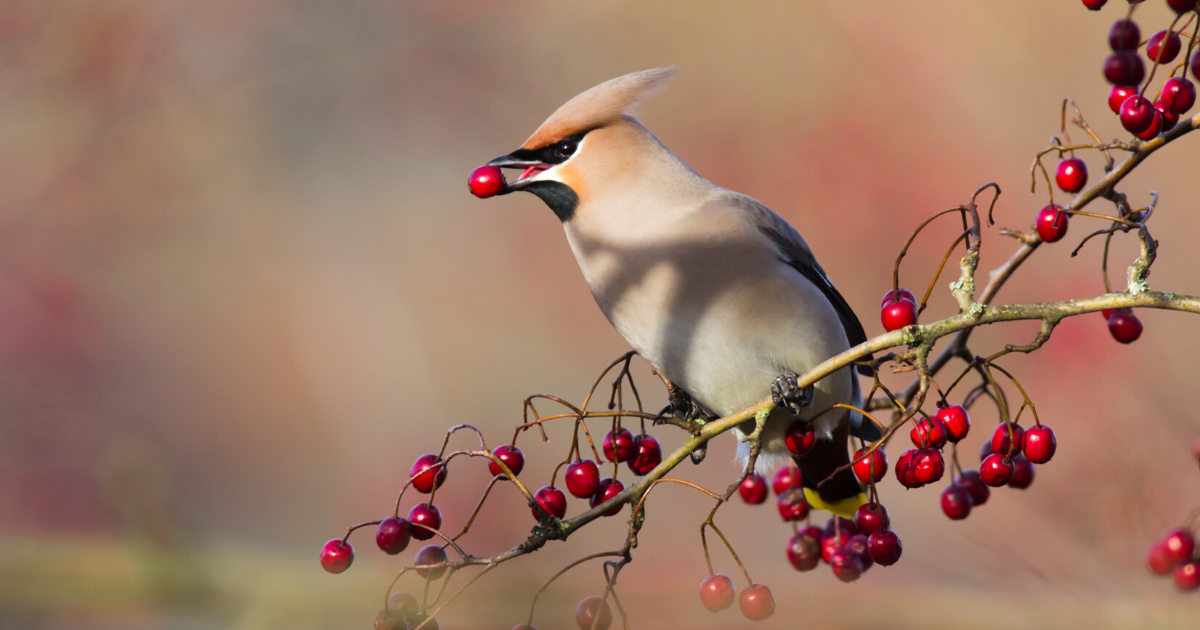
476, 68, 878, 518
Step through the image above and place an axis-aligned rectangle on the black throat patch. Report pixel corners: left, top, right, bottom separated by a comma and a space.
521, 181, 579, 222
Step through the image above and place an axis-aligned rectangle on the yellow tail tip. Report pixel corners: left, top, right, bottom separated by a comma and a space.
802, 488, 867, 520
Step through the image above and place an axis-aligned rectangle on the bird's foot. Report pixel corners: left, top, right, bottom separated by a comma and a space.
771, 370, 814, 416
655, 386, 714, 425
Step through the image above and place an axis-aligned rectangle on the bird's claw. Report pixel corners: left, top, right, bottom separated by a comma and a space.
771, 371, 814, 416
655, 387, 713, 425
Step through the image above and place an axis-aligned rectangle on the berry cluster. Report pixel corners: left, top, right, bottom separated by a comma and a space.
1147, 526, 1200, 592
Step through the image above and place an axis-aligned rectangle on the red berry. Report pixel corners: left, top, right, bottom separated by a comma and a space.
1148, 542, 1175, 575
1035, 204, 1069, 243
589, 477, 625, 516
829, 547, 865, 582
738, 584, 775, 621
913, 449, 945, 484
628, 434, 662, 475
821, 533, 848, 563
955, 470, 991, 506
320, 539, 354, 574
881, 297, 918, 332
784, 421, 816, 455
1107, 308, 1143, 343
1134, 109, 1163, 140
565, 459, 601, 498
1082, 0, 1107, 9
854, 502, 891, 535
910, 416, 948, 449
940, 484, 973, 520
1104, 52, 1144, 85
468, 165, 506, 198
880, 287, 916, 307
852, 448, 888, 483
410, 454, 448, 494
1175, 562, 1200, 592
1022, 425, 1057, 463
776, 489, 810, 522
1155, 100, 1179, 132
376, 516, 413, 555
488, 445, 525, 479
375, 607, 407, 630
991, 423, 1025, 458
895, 448, 923, 488
738, 472, 769, 505
1167, 0, 1198, 13
388, 591, 419, 613
575, 596, 613, 630
824, 515, 859, 538
1007, 455, 1035, 489
602, 428, 634, 463
979, 439, 994, 461
408, 504, 443, 540
846, 533, 874, 570
1055, 158, 1088, 193
772, 465, 803, 495
414, 544, 448, 580
980, 454, 1015, 486
937, 405, 971, 443
1108, 85, 1138, 113
1120, 95, 1156, 133
532, 486, 567, 521
1161, 528, 1197, 567
698, 574, 736, 612
1108, 19, 1140, 51
867, 529, 903, 566
1147, 30, 1182, 64
1161, 77, 1196, 115
787, 531, 823, 572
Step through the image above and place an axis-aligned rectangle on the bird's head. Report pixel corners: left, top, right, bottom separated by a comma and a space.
477, 68, 676, 221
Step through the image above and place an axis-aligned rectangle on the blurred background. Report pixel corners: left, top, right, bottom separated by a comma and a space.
1, 1, 1199, 628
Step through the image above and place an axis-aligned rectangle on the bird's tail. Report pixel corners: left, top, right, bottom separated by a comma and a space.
803, 486, 866, 520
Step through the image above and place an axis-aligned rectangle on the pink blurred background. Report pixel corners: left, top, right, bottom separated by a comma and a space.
1, 1, 1198, 628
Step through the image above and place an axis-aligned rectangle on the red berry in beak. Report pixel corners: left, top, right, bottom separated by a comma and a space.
414, 544, 448, 580
937, 404, 971, 443
1055, 157, 1088, 193
1023, 425, 1057, 463
565, 459, 601, 498
1035, 204, 1069, 243
738, 584, 775, 621
852, 448, 888, 483
408, 504, 443, 540
738, 472, 769, 504
698, 574, 736, 612
320, 538, 354, 574
468, 165, 506, 198
488, 444, 525, 479
532, 485, 567, 521
1107, 308, 1143, 343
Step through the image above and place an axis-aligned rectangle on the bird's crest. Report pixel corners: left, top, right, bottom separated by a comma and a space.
521, 67, 676, 150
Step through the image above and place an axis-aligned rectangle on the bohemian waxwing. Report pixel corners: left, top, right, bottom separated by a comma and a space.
480, 68, 878, 517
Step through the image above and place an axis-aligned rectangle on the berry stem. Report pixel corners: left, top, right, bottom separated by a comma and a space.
342, 519, 384, 543
1142, 15, 1184, 97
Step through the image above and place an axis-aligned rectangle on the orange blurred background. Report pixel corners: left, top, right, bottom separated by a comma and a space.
1, 1, 1198, 628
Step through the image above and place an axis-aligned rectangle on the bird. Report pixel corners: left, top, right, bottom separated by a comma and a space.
478, 68, 879, 518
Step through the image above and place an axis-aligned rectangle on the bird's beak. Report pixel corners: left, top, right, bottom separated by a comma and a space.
485, 154, 553, 194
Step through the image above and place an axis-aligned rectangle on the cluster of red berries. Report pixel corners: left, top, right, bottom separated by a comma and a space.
697, 574, 775, 621
786, 513, 904, 583
1147, 526, 1200, 592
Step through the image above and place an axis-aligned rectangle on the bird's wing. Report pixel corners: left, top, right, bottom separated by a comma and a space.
725, 193, 874, 377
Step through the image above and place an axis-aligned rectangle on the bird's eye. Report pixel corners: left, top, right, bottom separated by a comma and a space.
555, 140, 578, 160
